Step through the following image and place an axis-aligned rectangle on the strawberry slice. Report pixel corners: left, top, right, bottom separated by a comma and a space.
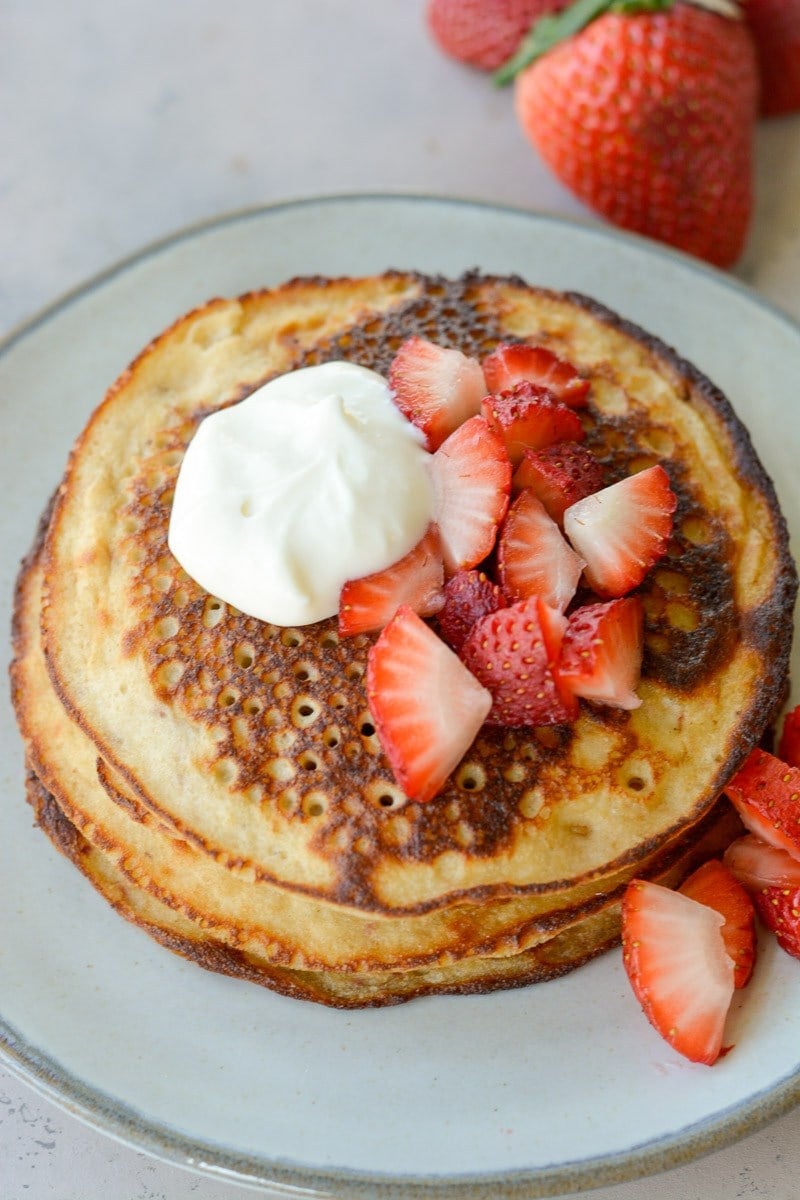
724, 834, 800, 962
752, 885, 800, 961
622, 878, 735, 1065
388, 336, 487, 451
429, 414, 512, 576
482, 342, 590, 408
437, 569, 505, 654
497, 489, 585, 613
461, 595, 577, 726
366, 606, 492, 803
680, 859, 757, 989
512, 441, 604, 523
563, 464, 677, 597
724, 834, 800, 892
778, 704, 800, 769
558, 597, 644, 710
481, 382, 585, 466
338, 525, 445, 637
724, 747, 800, 861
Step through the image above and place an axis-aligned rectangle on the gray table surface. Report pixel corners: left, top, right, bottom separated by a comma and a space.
2, 3, 800, 1197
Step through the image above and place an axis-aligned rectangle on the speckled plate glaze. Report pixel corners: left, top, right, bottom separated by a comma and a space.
1, 196, 799, 1199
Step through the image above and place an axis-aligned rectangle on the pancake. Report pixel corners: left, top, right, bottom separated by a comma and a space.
24, 762, 742, 1008
11, 270, 796, 1005
14, 541, 742, 973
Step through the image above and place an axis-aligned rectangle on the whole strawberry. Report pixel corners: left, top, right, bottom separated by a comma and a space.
512, 1, 759, 267
427, 0, 565, 69
743, 0, 800, 115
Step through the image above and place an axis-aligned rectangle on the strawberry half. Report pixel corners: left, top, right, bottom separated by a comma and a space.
429, 414, 512, 576
680, 859, 757, 990
622, 878, 736, 1065
482, 382, 585, 466
496, 489, 585, 613
388, 336, 486, 451
563, 464, 677, 597
482, 342, 590, 408
724, 747, 800, 861
437, 569, 505, 654
513, 440, 604, 523
724, 834, 800, 893
778, 704, 800, 769
366, 606, 492, 803
338, 525, 445, 637
558, 597, 644, 710
461, 595, 577, 726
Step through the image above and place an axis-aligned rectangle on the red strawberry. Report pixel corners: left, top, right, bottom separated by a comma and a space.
430, 414, 512, 575
744, 0, 800, 116
563, 464, 677, 598
437, 569, 505, 653
778, 704, 800, 769
513, 440, 604, 522
461, 595, 577, 726
752, 885, 800, 960
558, 597, 644, 710
724, 833, 800, 960
482, 343, 590, 408
426, 0, 563, 71
622, 878, 736, 1065
724, 747, 800, 861
497, 489, 585, 612
511, 2, 758, 268
339, 525, 445, 637
366, 606, 492, 803
724, 834, 800, 892
481, 382, 585, 466
388, 336, 487, 451
680, 859, 757, 989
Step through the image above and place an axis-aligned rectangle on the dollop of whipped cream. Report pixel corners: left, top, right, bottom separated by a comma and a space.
168, 361, 434, 626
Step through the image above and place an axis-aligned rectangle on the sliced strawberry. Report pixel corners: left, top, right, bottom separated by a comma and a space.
724, 834, 800, 962
481, 382, 585, 466
778, 704, 800, 769
366, 606, 492, 803
724, 747, 800, 861
680, 859, 756, 989
558, 597, 644, 710
512, 440, 604, 523
752, 886, 800, 961
429, 414, 512, 576
388, 336, 486, 451
338, 525, 445, 637
482, 342, 590, 408
724, 834, 800, 892
496, 489, 585, 613
563, 464, 677, 597
461, 595, 577, 726
437, 569, 505, 654
622, 878, 735, 1065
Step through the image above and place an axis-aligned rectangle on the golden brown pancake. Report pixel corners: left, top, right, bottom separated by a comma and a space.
10, 271, 796, 1005
14, 542, 742, 974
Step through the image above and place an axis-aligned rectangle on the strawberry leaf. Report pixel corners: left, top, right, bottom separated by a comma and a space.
493, 0, 674, 84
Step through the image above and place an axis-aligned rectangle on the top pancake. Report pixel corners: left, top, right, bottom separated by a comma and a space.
40, 272, 796, 915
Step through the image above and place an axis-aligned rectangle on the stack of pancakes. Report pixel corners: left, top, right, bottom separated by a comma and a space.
11, 272, 796, 1007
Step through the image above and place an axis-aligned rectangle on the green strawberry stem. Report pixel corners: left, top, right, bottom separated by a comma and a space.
493, 0, 674, 85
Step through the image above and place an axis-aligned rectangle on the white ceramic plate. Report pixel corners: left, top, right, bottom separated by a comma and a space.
2, 196, 799, 1199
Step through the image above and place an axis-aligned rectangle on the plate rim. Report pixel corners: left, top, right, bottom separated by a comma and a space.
2, 191, 800, 1197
